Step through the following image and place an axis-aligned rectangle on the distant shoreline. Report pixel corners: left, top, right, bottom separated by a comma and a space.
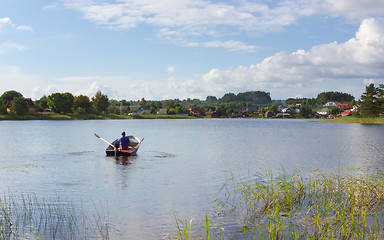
1, 113, 384, 124
0, 113, 197, 121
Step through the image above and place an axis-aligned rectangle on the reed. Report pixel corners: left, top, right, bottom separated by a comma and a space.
171, 169, 384, 239
0, 192, 109, 239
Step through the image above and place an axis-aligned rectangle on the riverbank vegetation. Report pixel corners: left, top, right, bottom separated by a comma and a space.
171, 169, 384, 239
328, 116, 384, 124
0, 192, 109, 239
2, 84, 384, 122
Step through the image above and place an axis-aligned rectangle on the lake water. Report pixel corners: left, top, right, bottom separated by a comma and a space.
1, 118, 384, 239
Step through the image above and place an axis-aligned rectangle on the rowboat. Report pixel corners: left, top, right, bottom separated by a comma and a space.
105, 136, 143, 156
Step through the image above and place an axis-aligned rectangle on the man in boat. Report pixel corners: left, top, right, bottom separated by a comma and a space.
118, 131, 136, 150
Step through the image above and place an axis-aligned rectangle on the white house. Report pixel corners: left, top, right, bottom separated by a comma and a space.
317, 108, 330, 116
324, 102, 338, 106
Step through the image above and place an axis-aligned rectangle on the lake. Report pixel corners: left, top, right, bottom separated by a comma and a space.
1, 118, 384, 239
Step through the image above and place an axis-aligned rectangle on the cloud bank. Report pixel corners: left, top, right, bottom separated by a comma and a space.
59, 0, 384, 52
6, 17, 378, 100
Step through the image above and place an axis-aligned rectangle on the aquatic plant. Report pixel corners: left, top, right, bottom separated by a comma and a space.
171, 169, 384, 239
0, 192, 109, 239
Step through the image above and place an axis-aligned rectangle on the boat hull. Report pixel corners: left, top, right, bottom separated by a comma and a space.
105, 136, 142, 156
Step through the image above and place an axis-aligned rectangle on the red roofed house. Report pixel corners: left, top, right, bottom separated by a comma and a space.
187, 105, 202, 116
337, 103, 349, 109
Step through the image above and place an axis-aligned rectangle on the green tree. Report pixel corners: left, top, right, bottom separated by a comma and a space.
163, 100, 175, 110
360, 84, 379, 117
216, 104, 229, 117
10, 97, 28, 115
73, 95, 92, 113
92, 91, 109, 114
37, 96, 48, 109
205, 96, 218, 104
237, 91, 272, 104
0, 105, 7, 114
139, 97, 147, 106
47, 92, 74, 114
220, 93, 237, 103
269, 105, 278, 115
299, 105, 312, 118
0, 90, 23, 106
316, 91, 354, 104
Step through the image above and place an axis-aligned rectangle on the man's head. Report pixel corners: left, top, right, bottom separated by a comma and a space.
121, 131, 126, 136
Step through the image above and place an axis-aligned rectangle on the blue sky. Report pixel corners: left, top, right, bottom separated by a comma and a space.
1, 0, 384, 101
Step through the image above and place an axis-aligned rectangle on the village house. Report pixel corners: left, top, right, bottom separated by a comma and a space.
276, 112, 291, 118
341, 110, 352, 117
264, 111, 274, 118
317, 108, 330, 117
113, 105, 130, 114
133, 106, 151, 114
324, 102, 338, 106
186, 104, 202, 116
6, 98, 36, 113
157, 108, 168, 115
205, 111, 217, 118
337, 103, 349, 109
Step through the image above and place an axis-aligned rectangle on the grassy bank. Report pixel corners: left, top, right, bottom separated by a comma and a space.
0, 113, 196, 120
171, 169, 384, 239
0, 192, 109, 239
327, 116, 384, 124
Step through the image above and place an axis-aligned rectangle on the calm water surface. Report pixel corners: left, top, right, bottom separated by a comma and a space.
1, 119, 384, 239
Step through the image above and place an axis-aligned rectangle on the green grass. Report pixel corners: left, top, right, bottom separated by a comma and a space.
171, 169, 384, 239
327, 116, 384, 124
0, 192, 109, 239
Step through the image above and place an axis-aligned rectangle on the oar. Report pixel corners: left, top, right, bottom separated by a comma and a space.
94, 133, 116, 150
134, 137, 144, 150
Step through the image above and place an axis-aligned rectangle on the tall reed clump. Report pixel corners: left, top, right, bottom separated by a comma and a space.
216, 169, 384, 239
171, 169, 384, 239
0, 192, 109, 240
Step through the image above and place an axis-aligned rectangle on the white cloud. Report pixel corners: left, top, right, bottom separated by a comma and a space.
167, 66, 175, 73
16, 25, 34, 32
193, 18, 384, 98
0, 17, 12, 29
363, 78, 377, 85
202, 40, 257, 52
0, 41, 27, 54
0, 66, 43, 99
0, 17, 33, 32
58, 0, 384, 52
320, 0, 384, 20
59, 0, 313, 51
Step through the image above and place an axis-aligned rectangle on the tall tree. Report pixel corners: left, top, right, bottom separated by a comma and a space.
47, 92, 74, 114
299, 105, 312, 118
360, 84, 379, 117
92, 91, 109, 113
10, 97, 28, 115
139, 97, 147, 106
0, 90, 23, 106
73, 95, 92, 113
163, 100, 175, 109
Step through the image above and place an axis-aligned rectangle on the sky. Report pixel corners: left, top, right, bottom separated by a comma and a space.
0, 0, 384, 101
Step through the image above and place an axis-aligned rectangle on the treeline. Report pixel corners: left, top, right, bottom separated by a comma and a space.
0, 90, 109, 115
360, 83, 384, 117
0, 88, 368, 118
0, 90, 273, 116
286, 91, 355, 106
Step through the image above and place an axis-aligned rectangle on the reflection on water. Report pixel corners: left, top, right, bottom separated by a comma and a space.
0, 119, 384, 239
